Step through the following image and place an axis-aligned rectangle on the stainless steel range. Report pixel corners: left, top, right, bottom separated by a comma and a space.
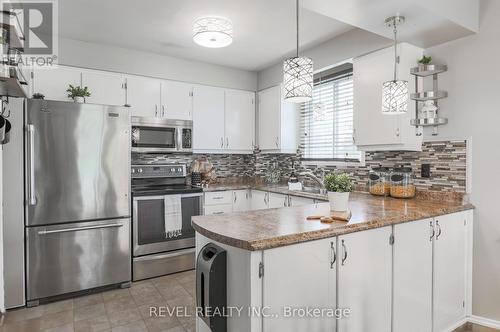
131, 164, 203, 281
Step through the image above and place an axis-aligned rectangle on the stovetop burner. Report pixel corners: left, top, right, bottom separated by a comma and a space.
131, 164, 202, 196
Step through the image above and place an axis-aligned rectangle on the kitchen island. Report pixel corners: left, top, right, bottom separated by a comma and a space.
192, 192, 474, 332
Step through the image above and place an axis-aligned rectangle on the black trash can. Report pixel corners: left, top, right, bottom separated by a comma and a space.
196, 243, 227, 332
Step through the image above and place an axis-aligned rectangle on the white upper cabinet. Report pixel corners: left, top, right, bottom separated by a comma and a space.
126, 75, 162, 118
31, 66, 82, 102
193, 86, 255, 154
225, 89, 255, 152
258, 85, 298, 154
81, 70, 126, 106
353, 43, 423, 151
192, 85, 225, 151
161, 80, 193, 120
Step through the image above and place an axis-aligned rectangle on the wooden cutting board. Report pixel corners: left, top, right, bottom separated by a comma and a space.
307, 210, 352, 223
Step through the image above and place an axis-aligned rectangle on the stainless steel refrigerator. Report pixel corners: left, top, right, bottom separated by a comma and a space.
24, 99, 131, 305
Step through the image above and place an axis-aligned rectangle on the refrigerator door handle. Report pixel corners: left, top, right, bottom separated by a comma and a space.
27, 124, 37, 206
37, 223, 123, 235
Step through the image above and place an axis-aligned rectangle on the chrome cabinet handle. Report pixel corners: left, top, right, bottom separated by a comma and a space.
161, 105, 165, 117
155, 104, 158, 117
264, 193, 268, 205
275, 137, 279, 148
330, 241, 336, 268
288, 196, 292, 207
38, 223, 123, 235
226, 137, 229, 148
436, 220, 442, 240
396, 128, 400, 137
429, 220, 435, 242
220, 137, 224, 148
213, 211, 224, 215
341, 239, 348, 266
27, 124, 36, 206
234, 192, 237, 203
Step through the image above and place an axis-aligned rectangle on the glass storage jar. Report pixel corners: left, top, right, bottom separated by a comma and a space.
390, 167, 416, 198
369, 167, 391, 196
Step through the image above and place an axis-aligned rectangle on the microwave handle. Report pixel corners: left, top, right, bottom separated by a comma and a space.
176, 127, 181, 151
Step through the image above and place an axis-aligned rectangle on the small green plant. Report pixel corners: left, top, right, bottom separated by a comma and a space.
32, 92, 45, 99
66, 85, 91, 99
418, 55, 432, 65
324, 172, 353, 193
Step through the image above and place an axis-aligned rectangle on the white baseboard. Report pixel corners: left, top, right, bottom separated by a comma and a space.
468, 315, 500, 329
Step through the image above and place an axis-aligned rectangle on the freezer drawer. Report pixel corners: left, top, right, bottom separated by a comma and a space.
26, 218, 131, 301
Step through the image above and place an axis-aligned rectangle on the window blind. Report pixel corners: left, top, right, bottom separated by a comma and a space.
300, 69, 361, 161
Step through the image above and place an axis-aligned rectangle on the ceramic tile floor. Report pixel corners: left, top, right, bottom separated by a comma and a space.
454, 323, 500, 332
0, 270, 196, 332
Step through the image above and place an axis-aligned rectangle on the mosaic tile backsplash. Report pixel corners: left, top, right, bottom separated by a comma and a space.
132, 140, 467, 193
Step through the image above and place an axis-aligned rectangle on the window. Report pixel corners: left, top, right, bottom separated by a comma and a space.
300, 64, 362, 163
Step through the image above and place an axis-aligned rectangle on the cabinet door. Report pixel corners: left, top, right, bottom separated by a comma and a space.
338, 226, 392, 332
204, 204, 233, 216
268, 192, 288, 209
32, 66, 81, 101
258, 86, 281, 150
288, 195, 315, 207
225, 89, 255, 151
250, 190, 268, 210
232, 190, 250, 212
81, 70, 126, 106
393, 219, 433, 332
126, 75, 161, 118
353, 47, 401, 146
263, 237, 336, 332
433, 213, 467, 332
193, 86, 225, 151
161, 80, 193, 120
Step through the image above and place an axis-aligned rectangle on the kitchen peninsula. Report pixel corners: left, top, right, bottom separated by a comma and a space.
192, 192, 474, 332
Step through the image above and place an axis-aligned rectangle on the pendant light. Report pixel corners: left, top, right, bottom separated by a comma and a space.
283, 0, 313, 103
382, 15, 408, 114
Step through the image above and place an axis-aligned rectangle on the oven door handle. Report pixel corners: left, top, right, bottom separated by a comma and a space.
176, 126, 181, 151
180, 193, 204, 198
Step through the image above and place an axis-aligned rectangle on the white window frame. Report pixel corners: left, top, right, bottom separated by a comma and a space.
299, 66, 365, 167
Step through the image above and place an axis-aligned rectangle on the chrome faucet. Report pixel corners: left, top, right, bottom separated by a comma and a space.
299, 170, 328, 195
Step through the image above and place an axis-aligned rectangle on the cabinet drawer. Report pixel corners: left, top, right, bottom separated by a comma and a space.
204, 191, 232, 205
204, 204, 233, 215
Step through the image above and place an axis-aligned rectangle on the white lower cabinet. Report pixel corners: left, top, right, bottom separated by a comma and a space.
393, 219, 433, 332
232, 190, 250, 212
268, 192, 288, 209
250, 190, 269, 210
203, 204, 232, 215
288, 195, 315, 207
433, 213, 467, 332
262, 237, 336, 332
337, 226, 393, 332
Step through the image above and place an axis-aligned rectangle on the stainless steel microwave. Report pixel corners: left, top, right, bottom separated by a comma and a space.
131, 117, 192, 153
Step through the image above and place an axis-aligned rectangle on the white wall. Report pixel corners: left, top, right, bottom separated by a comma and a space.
257, 28, 391, 90
424, 0, 500, 321
59, 38, 258, 91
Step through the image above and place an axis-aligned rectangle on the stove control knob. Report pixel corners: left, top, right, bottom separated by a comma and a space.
131, 169, 136, 174
170, 168, 175, 172
137, 168, 143, 173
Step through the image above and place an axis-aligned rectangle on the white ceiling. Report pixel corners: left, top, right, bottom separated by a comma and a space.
58, 0, 353, 71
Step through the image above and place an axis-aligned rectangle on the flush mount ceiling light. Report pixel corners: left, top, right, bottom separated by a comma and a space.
193, 17, 233, 48
283, 0, 313, 103
382, 15, 408, 114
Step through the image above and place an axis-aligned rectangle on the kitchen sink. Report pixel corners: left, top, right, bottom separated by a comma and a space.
293, 187, 327, 195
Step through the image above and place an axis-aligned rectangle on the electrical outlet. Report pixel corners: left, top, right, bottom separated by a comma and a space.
421, 164, 431, 178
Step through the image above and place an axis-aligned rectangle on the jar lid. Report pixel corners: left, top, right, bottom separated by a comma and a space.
372, 166, 390, 172
393, 166, 412, 173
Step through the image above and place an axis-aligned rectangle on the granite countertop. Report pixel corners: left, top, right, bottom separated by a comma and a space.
192, 192, 474, 251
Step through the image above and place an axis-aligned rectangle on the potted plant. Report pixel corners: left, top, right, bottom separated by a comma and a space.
32, 92, 45, 100
324, 172, 353, 212
66, 85, 91, 103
